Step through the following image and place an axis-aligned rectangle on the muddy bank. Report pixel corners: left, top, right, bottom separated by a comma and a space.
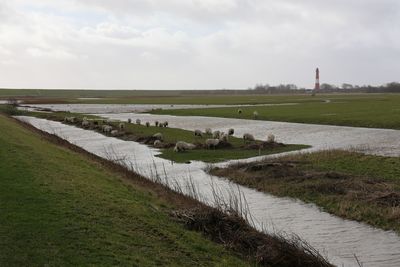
211, 153, 400, 233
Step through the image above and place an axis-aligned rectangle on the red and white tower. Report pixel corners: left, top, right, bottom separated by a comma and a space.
315, 68, 320, 90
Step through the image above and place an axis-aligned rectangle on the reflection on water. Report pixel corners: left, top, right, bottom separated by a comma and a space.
17, 116, 400, 267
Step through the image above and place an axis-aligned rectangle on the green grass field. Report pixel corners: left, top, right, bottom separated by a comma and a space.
151, 94, 400, 129
212, 150, 400, 233
0, 115, 249, 266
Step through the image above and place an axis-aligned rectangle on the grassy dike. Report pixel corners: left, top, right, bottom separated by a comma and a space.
27, 111, 308, 163
0, 114, 249, 266
211, 150, 400, 233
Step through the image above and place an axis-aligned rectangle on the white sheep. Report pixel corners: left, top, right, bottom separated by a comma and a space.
228, 128, 234, 135
64, 117, 76, 123
119, 123, 125, 130
212, 131, 221, 139
145, 122, 150, 127
136, 119, 141, 125
243, 133, 255, 142
219, 133, 229, 142
174, 141, 196, 152
205, 128, 212, 135
153, 133, 163, 141
205, 138, 220, 149
267, 134, 275, 143
194, 129, 203, 137
102, 125, 112, 133
82, 120, 90, 128
253, 111, 259, 119
111, 130, 119, 136
154, 140, 163, 148
155, 121, 159, 127
163, 121, 169, 127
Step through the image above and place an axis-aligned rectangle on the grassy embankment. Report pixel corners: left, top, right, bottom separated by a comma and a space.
151, 94, 400, 130
211, 150, 400, 233
0, 114, 251, 266
27, 110, 308, 163
0, 113, 333, 267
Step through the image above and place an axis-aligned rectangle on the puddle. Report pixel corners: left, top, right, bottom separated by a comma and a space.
16, 116, 400, 267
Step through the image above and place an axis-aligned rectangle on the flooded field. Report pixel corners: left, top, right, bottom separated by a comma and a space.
17, 116, 400, 267
101, 113, 400, 157
19, 103, 298, 114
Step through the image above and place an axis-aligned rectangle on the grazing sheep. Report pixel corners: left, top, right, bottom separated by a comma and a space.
158, 123, 163, 127
111, 130, 118, 136
253, 111, 259, 119
267, 134, 275, 143
102, 125, 112, 133
212, 131, 221, 139
127, 118, 132, 123
174, 141, 196, 152
136, 119, 141, 125
194, 129, 203, 137
219, 133, 229, 142
163, 121, 169, 127
119, 123, 125, 130
82, 120, 90, 128
145, 122, 150, 127
228, 128, 234, 135
205, 138, 220, 149
153, 140, 163, 148
238, 109, 242, 114
153, 133, 163, 141
205, 128, 212, 135
243, 133, 255, 142
64, 116, 76, 123
155, 121, 159, 127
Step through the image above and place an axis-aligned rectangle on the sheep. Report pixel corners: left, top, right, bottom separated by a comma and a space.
64, 116, 76, 123
153, 133, 163, 141
102, 125, 112, 133
119, 123, 125, 130
111, 130, 119, 136
82, 120, 90, 128
194, 129, 203, 137
174, 141, 196, 152
219, 133, 229, 142
205, 138, 220, 149
158, 123, 164, 127
145, 122, 150, 127
205, 128, 212, 135
136, 119, 141, 125
155, 121, 159, 127
212, 131, 221, 139
253, 111, 259, 119
243, 133, 255, 142
267, 134, 275, 143
153, 140, 163, 148
238, 109, 242, 114
228, 128, 234, 135
127, 118, 132, 123
163, 121, 169, 127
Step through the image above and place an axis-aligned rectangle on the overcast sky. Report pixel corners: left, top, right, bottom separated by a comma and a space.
0, 0, 399, 90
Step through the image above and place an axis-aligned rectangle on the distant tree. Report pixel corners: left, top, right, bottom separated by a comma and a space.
342, 83, 354, 89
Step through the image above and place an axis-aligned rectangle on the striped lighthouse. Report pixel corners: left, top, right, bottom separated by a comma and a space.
315, 68, 320, 90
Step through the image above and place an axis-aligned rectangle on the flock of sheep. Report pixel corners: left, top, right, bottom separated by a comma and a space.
64, 110, 275, 153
